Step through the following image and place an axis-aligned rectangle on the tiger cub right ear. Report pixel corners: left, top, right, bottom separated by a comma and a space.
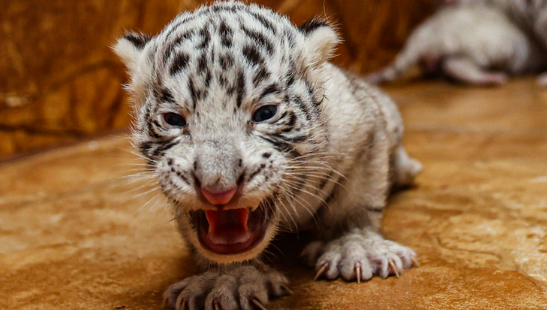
113, 32, 151, 72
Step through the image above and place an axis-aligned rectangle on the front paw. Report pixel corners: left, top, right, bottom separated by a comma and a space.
301, 230, 418, 282
163, 265, 290, 310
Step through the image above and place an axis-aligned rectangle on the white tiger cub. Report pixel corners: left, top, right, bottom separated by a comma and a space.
368, 4, 547, 86
114, 2, 421, 309
453, 0, 547, 86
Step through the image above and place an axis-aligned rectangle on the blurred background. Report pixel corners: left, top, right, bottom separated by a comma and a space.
0, 0, 437, 158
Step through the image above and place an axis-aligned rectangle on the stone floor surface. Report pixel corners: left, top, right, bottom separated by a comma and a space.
1, 78, 547, 309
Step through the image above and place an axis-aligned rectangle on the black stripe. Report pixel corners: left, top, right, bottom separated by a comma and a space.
258, 135, 292, 154
152, 138, 177, 158
204, 70, 212, 88
272, 133, 308, 143
138, 141, 154, 156
242, 45, 264, 67
152, 120, 164, 131
163, 16, 195, 41
260, 83, 279, 99
253, 67, 270, 87
210, 50, 216, 65
170, 53, 189, 76
287, 112, 297, 127
299, 18, 330, 34
219, 54, 234, 71
248, 11, 277, 34
305, 80, 315, 96
197, 53, 208, 73
286, 72, 295, 87
219, 74, 228, 87
158, 88, 175, 103
197, 26, 210, 49
226, 85, 235, 96
211, 3, 233, 12
147, 122, 163, 139
236, 70, 246, 108
284, 28, 297, 48
241, 25, 274, 55
293, 96, 313, 121
211, 2, 244, 12
219, 21, 233, 47
311, 94, 323, 106
176, 171, 190, 184
139, 105, 151, 134
280, 112, 297, 132
173, 30, 194, 46
247, 164, 265, 183
123, 33, 150, 49
275, 111, 288, 124
163, 46, 173, 65
188, 78, 201, 110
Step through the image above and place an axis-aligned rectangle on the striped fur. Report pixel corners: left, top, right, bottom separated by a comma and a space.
115, 2, 421, 309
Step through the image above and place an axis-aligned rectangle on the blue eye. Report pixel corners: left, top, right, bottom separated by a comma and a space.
252, 105, 278, 123
162, 112, 186, 127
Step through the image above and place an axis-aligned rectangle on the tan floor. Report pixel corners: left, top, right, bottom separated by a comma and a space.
1, 78, 547, 310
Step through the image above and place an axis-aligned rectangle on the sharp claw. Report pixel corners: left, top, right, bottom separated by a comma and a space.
314, 263, 329, 281
161, 296, 168, 309
251, 298, 267, 310
411, 257, 420, 267
388, 260, 400, 278
281, 285, 293, 295
175, 293, 186, 310
214, 300, 222, 310
355, 265, 361, 284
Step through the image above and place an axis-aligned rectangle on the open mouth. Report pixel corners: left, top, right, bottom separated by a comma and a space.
191, 206, 269, 255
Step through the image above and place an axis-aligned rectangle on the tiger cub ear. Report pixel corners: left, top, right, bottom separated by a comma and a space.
113, 32, 151, 73
113, 32, 153, 101
299, 18, 340, 65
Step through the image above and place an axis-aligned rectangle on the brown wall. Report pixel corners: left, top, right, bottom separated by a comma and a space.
0, 0, 436, 157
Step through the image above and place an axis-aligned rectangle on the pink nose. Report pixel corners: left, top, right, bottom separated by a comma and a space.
201, 187, 238, 205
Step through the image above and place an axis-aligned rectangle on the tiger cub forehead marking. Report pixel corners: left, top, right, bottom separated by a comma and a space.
153, 3, 298, 113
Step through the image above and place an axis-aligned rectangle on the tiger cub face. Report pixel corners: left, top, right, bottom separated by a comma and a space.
114, 1, 339, 263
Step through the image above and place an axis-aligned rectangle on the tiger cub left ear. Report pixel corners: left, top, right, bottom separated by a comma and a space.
113, 32, 152, 73
113, 31, 153, 102
299, 19, 340, 65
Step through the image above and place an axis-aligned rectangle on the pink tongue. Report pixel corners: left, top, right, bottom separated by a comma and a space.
205, 208, 250, 244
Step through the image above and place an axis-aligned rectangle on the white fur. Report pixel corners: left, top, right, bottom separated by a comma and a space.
368, 4, 547, 85
113, 37, 154, 102
115, 2, 421, 309
304, 26, 340, 65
